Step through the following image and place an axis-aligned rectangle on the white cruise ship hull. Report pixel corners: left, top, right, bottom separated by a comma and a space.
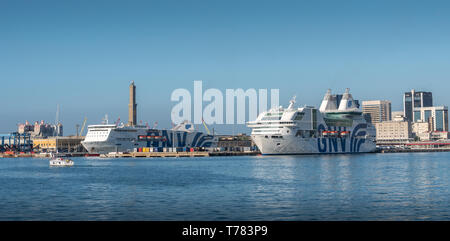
252, 135, 376, 155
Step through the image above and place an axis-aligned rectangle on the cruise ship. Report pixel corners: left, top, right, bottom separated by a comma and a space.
81, 82, 217, 153
247, 89, 376, 155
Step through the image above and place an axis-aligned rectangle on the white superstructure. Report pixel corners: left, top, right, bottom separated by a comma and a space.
247, 89, 377, 155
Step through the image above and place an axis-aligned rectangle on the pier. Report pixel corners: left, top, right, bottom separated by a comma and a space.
101, 151, 260, 158
379, 148, 450, 153
103, 151, 210, 158
0, 151, 261, 158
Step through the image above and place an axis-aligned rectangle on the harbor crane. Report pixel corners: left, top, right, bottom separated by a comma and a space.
202, 118, 211, 135
79, 117, 87, 136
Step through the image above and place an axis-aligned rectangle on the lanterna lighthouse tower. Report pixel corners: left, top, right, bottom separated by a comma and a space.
128, 81, 137, 126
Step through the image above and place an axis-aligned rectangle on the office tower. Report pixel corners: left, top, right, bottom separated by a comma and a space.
362, 100, 392, 124
403, 89, 433, 122
413, 106, 448, 131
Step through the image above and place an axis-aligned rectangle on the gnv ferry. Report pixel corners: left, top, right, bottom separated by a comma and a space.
81, 120, 218, 154
247, 89, 376, 155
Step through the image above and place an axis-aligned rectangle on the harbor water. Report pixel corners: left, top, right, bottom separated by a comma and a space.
1, 153, 449, 220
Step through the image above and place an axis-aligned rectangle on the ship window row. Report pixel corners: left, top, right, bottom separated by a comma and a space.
265, 112, 283, 116
253, 121, 293, 125
114, 129, 138, 132
262, 135, 283, 138
252, 126, 283, 129
253, 129, 280, 132
87, 133, 108, 138
261, 116, 282, 120
252, 129, 282, 132
252, 129, 282, 133
253, 130, 280, 133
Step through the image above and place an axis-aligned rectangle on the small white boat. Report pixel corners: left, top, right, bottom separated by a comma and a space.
49, 155, 74, 167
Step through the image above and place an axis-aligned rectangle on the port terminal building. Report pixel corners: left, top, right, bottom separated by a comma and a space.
32, 136, 86, 153
217, 134, 256, 152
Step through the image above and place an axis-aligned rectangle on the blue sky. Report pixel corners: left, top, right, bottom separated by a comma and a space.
1, 0, 450, 135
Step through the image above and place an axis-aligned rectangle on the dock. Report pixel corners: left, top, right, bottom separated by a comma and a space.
0, 151, 261, 158
0, 153, 34, 158
103, 151, 210, 158
379, 148, 450, 153
102, 151, 260, 158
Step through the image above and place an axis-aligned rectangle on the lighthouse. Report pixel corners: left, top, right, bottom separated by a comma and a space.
128, 81, 137, 126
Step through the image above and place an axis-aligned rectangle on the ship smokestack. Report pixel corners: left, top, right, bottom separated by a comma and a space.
128, 80, 137, 126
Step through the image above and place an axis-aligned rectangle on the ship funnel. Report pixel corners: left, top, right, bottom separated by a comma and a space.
338, 88, 356, 110
128, 80, 137, 126
319, 89, 337, 112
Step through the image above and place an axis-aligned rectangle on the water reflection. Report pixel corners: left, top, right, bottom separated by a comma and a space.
248, 155, 359, 220
250, 155, 297, 182
248, 156, 299, 219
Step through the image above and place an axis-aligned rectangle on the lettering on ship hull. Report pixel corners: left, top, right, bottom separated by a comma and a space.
317, 123, 368, 153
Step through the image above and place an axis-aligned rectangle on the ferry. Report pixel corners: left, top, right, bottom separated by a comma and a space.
81, 120, 217, 154
81, 81, 217, 154
247, 88, 377, 155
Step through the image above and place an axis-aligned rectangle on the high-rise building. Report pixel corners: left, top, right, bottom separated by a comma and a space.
403, 89, 433, 122
362, 100, 392, 124
413, 106, 448, 131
